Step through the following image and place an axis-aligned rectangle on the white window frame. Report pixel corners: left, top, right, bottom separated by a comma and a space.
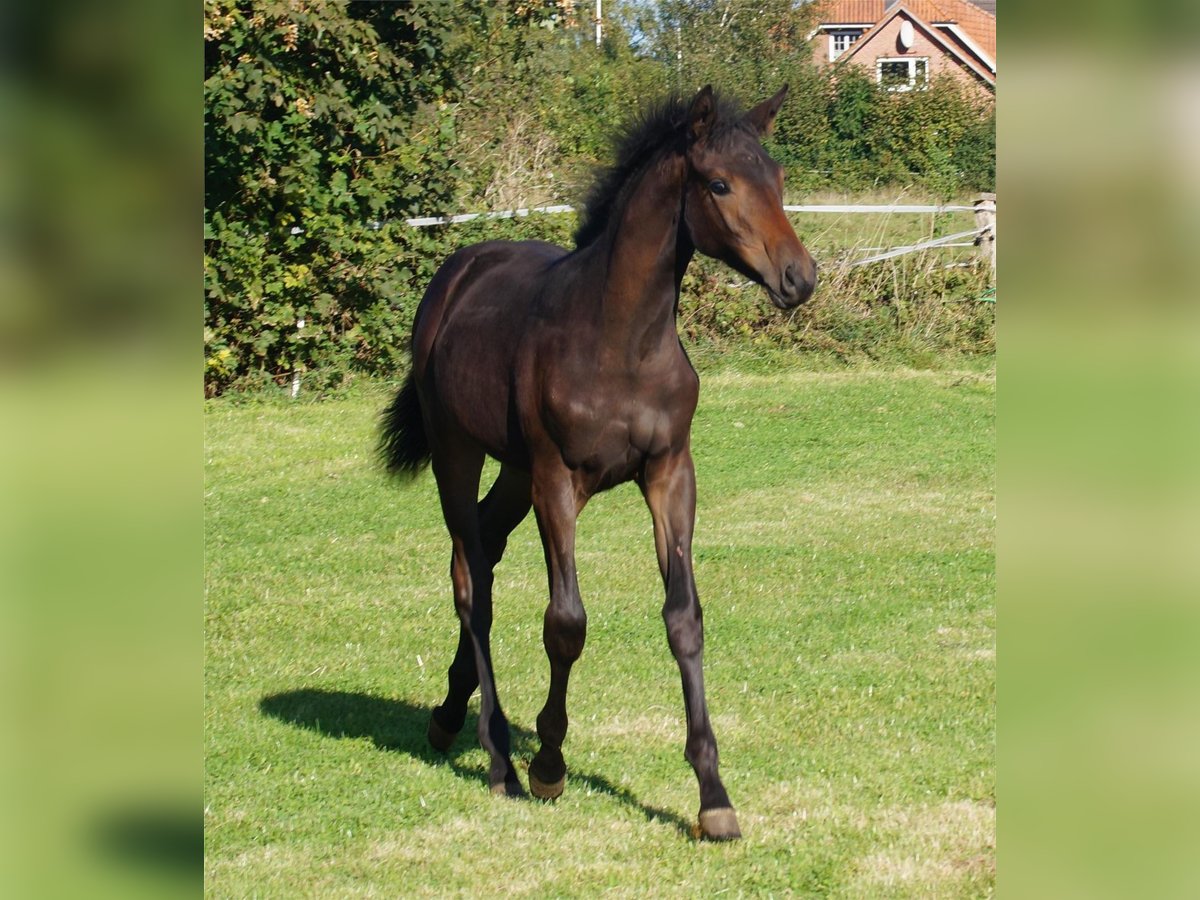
876, 57, 930, 92
828, 29, 862, 61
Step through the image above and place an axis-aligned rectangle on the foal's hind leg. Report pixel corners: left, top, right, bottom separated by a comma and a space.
527, 462, 588, 800
430, 441, 523, 796
429, 465, 532, 751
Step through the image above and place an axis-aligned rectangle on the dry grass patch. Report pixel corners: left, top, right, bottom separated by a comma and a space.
850, 799, 995, 897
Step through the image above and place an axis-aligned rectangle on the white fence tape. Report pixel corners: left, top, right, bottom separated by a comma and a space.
402, 202, 975, 228
395, 202, 990, 267
784, 204, 975, 214
848, 226, 989, 267
404, 204, 575, 228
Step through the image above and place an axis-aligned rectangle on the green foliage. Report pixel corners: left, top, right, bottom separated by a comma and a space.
953, 104, 996, 193
204, 1, 468, 393
447, 1, 666, 208
680, 250, 994, 366
645, 0, 818, 91
204, 0, 995, 395
771, 67, 995, 196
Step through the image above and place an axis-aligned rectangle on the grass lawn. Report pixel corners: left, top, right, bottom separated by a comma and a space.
205, 362, 995, 897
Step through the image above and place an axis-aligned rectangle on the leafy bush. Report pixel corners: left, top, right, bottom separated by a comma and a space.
204, 0, 995, 395
679, 250, 994, 364
204, 1, 467, 394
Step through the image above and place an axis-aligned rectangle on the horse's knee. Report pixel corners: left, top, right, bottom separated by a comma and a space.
663, 602, 703, 658
544, 602, 587, 663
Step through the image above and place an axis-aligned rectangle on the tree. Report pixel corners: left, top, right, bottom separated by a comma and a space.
204, 1, 465, 392
636, 0, 818, 94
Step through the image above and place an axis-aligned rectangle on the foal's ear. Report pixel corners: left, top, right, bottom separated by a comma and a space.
687, 84, 716, 144
745, 84, 789, 137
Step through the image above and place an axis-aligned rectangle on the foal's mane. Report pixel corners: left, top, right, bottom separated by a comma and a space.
572, 90, 748, 250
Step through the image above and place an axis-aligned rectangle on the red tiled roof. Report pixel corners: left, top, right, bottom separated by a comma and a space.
814, 0, 995, 63
904, 0, 995, 60
900, 0, 950, 19
838, 5, 995, 86
814, 1, 885, 25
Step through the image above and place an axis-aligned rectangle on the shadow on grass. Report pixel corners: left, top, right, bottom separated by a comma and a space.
259, 689, 692, 837
93, 803, 198, 878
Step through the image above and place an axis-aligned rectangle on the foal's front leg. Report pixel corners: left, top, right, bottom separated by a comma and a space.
527, 462, 588, 800
640, 448, 740, 840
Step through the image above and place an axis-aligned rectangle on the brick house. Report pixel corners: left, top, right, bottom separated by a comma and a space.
809, 0, 995, 96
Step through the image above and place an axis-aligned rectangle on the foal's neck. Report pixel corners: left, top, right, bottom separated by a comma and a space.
592, 149, 692, 364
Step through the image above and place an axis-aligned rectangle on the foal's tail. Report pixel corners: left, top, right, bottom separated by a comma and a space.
378, 374, 431, 478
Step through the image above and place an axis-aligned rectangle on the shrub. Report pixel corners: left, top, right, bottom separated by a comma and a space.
204, 1, 995, 394
679, 249, 994, 363
204, 1, 466, 394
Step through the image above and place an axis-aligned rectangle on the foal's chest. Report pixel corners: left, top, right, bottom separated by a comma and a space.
544, 372, 696, 490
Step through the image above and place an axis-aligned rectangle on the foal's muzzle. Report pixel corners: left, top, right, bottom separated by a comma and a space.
769, 254, 817, 309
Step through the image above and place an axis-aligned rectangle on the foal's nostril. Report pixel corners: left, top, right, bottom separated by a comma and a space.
774, 257, 814, 307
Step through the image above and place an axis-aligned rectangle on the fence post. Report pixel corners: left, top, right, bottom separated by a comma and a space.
974, 192, 996, 272
290, 317, 305, 398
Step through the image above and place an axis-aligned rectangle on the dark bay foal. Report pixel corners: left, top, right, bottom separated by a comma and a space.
380, 85, 816, 840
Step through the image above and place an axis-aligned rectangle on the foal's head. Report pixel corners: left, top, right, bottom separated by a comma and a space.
683, 85, 817, 309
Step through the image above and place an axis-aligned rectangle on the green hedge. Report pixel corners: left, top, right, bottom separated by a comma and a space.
204, 1, 994, 395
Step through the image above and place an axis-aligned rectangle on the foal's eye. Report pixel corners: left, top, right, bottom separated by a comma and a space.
708, 179, 730, 195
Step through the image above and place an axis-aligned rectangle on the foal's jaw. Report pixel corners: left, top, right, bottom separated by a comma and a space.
765, 284, 792, 310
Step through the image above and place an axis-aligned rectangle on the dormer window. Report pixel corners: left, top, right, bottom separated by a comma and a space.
829, 29, 862, 61
877, 57, 929, 91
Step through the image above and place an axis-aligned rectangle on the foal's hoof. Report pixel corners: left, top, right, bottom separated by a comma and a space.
427, 716, 458, 753
490, 776, 526, 799
528, 770, 565, 801
697, 807, 742, 842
